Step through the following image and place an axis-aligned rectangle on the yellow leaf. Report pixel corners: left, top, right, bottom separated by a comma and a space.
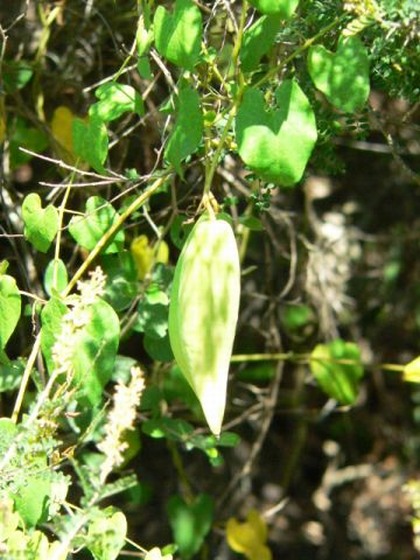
130, 235, 169, 280
226, 509, 272, 560
403, 356, 420, 383
50, 105, 88, 167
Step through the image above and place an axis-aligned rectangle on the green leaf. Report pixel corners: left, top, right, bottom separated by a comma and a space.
68, 196, 125, 254
0, 274, 21, 349
40, 297, 68, 373
154, 0, 202, 70
142, 416, 194, 441
87, 509, 127, 560
240, 15, 281, 72
237, 362, 276, 383
11, 456, 51, 528
167, 494, 214, 559
248, 0, 300, 17
0, 417, 18, 454
72, 115, 108, 172
144, 332, 174, 362
44, 258, 68, 296
21, 193, 59, 253
235, 80, 317, 186
170, 214, 194, 249
239, 215, 264, 231
90, 82, 144, 122
101, 251, 138, 312
9, 117, 48, 168
281, 304, 313, 330
135, 292, 169, 339
0, 358, 25, 392
307, 35, 370, 113
310, 339, 364, 405
73, 298, 120, 407
165, 85, 203, 176
2, 60, 33, 92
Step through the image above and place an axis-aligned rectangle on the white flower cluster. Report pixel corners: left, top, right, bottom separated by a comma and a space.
51, 267, 106, 378
98, 366, 145, 483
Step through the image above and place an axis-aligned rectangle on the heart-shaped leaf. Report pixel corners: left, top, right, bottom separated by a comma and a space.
240, 15, 282, 72
11, 455, 51, 528
44, 258, 68, 296
308, 35, 370, 113
90, 82, 144, 122
235, 80, 317, 186
154, 0, 202, 70
41, 296, 68, 373
165, 85, 203, 176
72, 298, 120, 407
247, 0, 299, 17
167, 494, 214, 559
87, 509, 127, 560
310, 339, 364, 405
0, 274, 21, 350
68, 195, 124, 254
72, 115, 108, 173
22, 193, 59, 252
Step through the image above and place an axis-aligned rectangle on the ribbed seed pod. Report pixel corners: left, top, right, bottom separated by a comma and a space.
168, 213, 241, 435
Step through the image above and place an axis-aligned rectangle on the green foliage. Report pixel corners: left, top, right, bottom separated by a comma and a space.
154, 0, 203, 70
248, 0, 300, 17
240, 15, 282, 72
167, 494, 214, 559
22, 193, 59, 253
165, 85, 203, 176
0, 275, 21, 351
44, 259, 68, 296
308, 34, 370, 113
0, 0, 418, 558
72, 116, 109, 172
86, 508, 127, 560
310, 339, 364, 405
90, 83, 144, 122
68, 196, 125, 254
236, 80, 317, 185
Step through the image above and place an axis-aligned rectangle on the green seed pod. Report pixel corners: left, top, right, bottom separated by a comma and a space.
168, 213, 241, 435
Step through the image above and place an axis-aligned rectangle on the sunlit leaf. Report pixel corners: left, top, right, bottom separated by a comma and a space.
0, 274, 21, 350
308, 35, 370, 113
154, 0, 202, 69
240, 15, 281, 72
87, 509, 127, 560
22, 193, 59, 253
247, 0, 299, 17
90, 82, 144, 122
68, 196, 124, 254
44, 258, 68, 296
72, 115, 108, 173
310, 339, 364, 404
236, 80, 317, 186
165, 85, 203, 176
